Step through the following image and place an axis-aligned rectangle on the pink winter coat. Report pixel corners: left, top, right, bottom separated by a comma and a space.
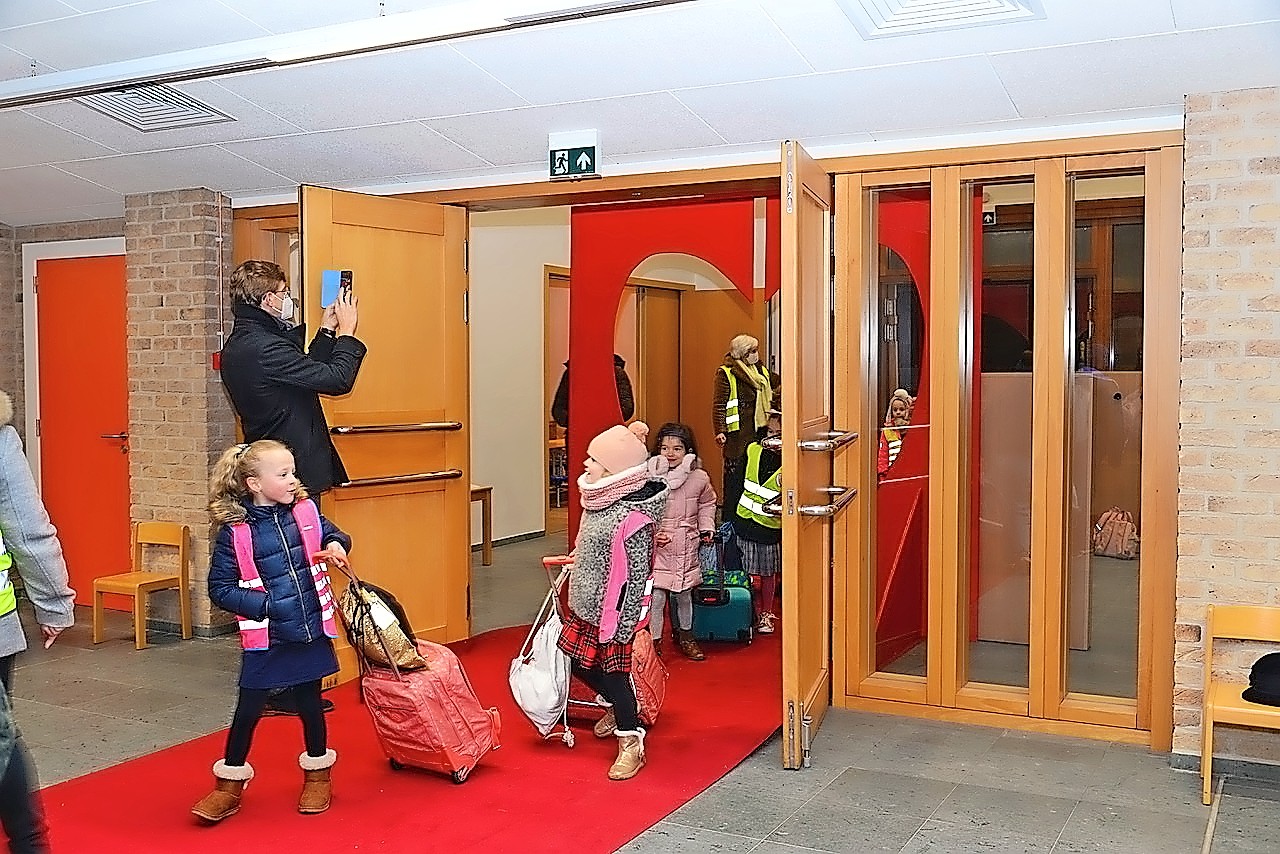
648, 454, 717, 592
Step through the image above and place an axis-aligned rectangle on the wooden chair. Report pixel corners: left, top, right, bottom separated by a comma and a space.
92, 521, 192, 650
1200, 603, 1280, 804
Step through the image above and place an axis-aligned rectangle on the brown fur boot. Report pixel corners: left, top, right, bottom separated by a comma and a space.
676, 628, 706, 661
191, 760, 253, 823
298, 749, 337, 814
608, 728, 646, 781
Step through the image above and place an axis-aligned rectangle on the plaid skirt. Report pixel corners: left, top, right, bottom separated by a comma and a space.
738, 538, 780, 577
557, 610, 633, 673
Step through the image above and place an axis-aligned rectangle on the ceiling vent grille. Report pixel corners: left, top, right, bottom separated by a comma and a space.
76, 84, 234, 132
837, 0, 1043, 38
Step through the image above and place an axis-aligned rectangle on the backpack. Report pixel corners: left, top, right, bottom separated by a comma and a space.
1092, 507, 1139, 559
339, 577, 428, 672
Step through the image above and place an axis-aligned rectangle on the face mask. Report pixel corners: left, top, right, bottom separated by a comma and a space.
278, 294, 295, 322
747, 352, 760, 365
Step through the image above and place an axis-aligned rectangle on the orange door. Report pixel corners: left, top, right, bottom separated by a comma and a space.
35, 255, 131, 606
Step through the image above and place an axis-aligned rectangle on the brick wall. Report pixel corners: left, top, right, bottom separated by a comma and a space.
124, 189, 237, 633
0, 217, 126, 438
1176, 86, 1280, 761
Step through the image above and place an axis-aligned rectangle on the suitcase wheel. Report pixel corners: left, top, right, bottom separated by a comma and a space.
451, 766, 471, 785
389, 758, 405, 771
738, 628, 752, 642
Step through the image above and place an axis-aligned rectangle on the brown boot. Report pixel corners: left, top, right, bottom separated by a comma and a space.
298, 749, 337, 814
191, 760, 253, 823
608, 728, 646, 781
593, 706, 617, 738
676, 629, 706, 661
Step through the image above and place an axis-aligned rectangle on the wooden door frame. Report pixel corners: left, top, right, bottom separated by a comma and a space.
21, 237, 126, 487
833, 143, 1180, 750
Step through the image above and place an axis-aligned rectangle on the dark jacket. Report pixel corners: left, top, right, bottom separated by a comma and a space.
712, 355, 781, 463
731, 438, 782, 545
208, 501, 350, 645
220, 302, 367, 493
551, 354, 635, 428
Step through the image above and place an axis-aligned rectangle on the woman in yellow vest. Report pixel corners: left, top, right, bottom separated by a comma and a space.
712, 334, 780, 519
731, 408, 782, 635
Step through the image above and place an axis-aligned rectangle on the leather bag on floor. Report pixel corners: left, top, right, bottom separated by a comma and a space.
1092, 506, 1140, 559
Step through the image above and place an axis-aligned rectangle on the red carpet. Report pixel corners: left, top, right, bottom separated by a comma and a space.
41, 626, 781, 852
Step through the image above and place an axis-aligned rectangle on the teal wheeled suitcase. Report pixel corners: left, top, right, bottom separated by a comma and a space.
692, 525, 754, 643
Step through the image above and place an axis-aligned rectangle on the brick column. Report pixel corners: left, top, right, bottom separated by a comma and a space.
124, 189, 238, 634
1176, 87, 1280, 762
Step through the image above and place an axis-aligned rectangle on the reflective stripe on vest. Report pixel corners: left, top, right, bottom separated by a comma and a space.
721, 366, 741, 431
735, 443, 782, 529
0, 529, 15, 618
883, 427, 903, 468
229, 499, 339, 651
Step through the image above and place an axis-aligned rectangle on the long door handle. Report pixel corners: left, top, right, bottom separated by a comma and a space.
331, 421, 462, 435
798, 486, 857, 517
337, 468, 464, 489
761, 430, 859, 453
99, 432, 129, 439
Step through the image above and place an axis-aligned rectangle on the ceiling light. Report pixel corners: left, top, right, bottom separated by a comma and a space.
0, 0, 693, 111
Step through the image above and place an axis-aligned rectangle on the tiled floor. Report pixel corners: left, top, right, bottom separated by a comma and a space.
9, 532, 1277, 853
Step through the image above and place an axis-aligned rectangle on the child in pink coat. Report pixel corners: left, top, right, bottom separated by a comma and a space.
646, 423, 717, 660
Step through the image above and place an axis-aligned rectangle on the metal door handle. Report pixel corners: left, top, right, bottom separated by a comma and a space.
798, 430, 858, 452
763, 499, 783, 517
331, 421, 463, 435
338, 469, 464, 488
798, 486, 857, 517
99, 432, 129, 439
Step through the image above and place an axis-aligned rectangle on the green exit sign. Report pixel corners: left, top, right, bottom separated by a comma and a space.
550, 145, 598, 179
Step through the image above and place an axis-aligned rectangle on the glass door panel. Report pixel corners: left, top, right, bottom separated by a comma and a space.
871, 187, 932, 679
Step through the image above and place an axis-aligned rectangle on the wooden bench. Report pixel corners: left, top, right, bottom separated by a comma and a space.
470, 484, 492, 566
1200, 603, 1280, 804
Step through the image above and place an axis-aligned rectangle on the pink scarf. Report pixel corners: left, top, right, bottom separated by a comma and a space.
578, 463, 650, 511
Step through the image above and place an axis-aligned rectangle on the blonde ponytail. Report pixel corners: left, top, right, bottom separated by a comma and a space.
208, 439, 307, 525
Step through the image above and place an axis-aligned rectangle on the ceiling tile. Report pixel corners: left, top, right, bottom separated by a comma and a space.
992, 23, 1280, 117
1171, 0, 1280, 29
222, 122, 489, 183
676, 56, 1019, 144
453, 1, 812, 104
426, 93, 726, 167
57, 145, 291, 194
0, 45, 55, 83
0, 164, 120, 211
0, 1, 78, 30
22, 80, 306, 153
216, 0, 465, 34
0, 110, 118, 166
1, 0, 269, 71
215, 46, 527, 131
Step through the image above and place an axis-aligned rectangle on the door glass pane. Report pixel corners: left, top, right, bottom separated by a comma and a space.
970, 179, 1035, 689
1067, 173, 1145, 698
871, 187, 931, 678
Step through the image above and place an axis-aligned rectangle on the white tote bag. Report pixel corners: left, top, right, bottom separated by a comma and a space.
508, 610, 571, 739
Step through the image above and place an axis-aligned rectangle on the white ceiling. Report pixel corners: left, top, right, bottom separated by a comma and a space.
0, 0, 1277, 226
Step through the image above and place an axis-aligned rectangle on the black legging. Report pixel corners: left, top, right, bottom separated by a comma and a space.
572, 664, 639, 732
1, 654, 50, 854
224, 680, 327, 766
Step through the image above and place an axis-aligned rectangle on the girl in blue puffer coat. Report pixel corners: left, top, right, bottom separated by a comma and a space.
192, 440, 350, 824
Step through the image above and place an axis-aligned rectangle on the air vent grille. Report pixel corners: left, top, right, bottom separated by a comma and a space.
837, 0, 1043, 38
76, 84, 234, 132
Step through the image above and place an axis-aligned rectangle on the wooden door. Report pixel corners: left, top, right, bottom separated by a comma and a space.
299, 186, 470, 682
779, 141, 841, 768
636, 287, 681, 429
36, 255, 131, 606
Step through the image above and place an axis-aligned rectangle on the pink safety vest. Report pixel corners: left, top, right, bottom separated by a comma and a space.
230, 498, 339, 651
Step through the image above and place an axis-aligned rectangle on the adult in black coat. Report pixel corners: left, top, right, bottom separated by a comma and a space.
551, 354, 635, 429
220, 260, 367, 495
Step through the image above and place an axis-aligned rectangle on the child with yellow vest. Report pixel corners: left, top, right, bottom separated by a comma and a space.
731, 408, 782, 634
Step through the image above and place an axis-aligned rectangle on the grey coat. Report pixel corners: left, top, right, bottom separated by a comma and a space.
0, 392, 76, 660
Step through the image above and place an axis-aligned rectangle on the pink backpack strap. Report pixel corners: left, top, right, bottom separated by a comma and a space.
597, 511, 655, 643
230, 523, 269, 651
291, 499, 339, 640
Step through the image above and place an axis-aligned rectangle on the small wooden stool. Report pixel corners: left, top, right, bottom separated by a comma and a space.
470, 484, 493, 566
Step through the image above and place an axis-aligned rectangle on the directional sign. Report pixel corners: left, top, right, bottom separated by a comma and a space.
550, 145, 598, 179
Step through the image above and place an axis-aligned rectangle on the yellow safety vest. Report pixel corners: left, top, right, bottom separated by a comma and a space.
721, 366, 742, 433
735, 443, 782, 529
0, 528, 15, 618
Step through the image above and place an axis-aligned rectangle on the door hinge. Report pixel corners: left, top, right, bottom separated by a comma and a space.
34, 418, 40, 437
786, 699, 796, 764
463, 239, 469, 274
32, 275, 37, 294
463, 290, 469, 324
801, 706, 813, 768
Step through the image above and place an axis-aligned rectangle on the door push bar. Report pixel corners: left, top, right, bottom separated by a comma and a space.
798, 486, 857, 517
331, 421, 464, 435
338, 468, 464, 489
759, 429, 858, 453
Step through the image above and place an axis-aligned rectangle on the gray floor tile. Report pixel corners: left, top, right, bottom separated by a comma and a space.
1057, 801, 1205, 854
810, 768, 957, 818
619, 821, 759, 853
767, 801, 925, 853
899, 819, 1056, 853
668, 790, 808, 839
987, 731, 1109, 764
930, 783, 1076, 839
1207, 794, 1280, 853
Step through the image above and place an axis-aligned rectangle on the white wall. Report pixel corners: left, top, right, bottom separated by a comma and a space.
468, 207, 570, 543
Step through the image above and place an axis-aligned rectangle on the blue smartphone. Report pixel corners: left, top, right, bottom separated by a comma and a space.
321, 269, 353, 308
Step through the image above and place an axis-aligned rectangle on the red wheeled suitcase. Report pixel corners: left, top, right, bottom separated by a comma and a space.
361, 639, 501, 783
